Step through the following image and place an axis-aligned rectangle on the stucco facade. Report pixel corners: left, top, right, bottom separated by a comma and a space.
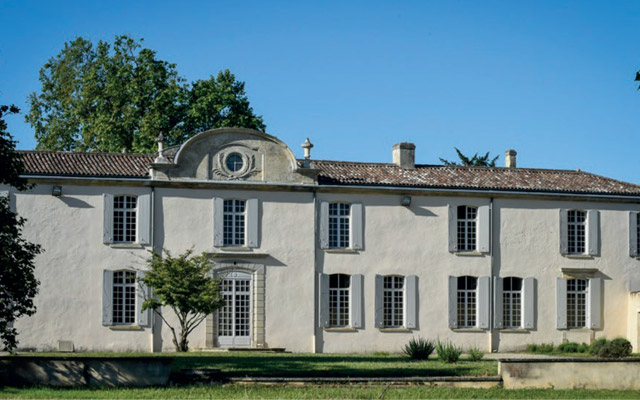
5, 128, 640, 353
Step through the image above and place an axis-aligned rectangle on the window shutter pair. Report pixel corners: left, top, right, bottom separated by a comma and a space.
493, 277, 535, 329
630, 212, 639, 257
558, 209, 599, 256
103, 193, 151, 245
448, 276, 491, 329
213, 198, 259, 247
101, 270, 151, 327
373, 275, 418, 329
555, 277, 601, 330
447, 205, 490, 253
319, 202, 364, 250
318, 273, 364, 329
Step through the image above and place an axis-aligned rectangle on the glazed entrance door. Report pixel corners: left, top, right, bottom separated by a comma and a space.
218, 271, 252, 346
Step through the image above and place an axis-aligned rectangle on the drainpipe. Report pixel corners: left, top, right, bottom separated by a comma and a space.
489, 197, 496, 353
149, 185, 156, 353
312, 189, 318, 353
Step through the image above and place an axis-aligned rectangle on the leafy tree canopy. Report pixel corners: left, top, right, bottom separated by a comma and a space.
26, 35, 265, 153
440, 147, 499, 167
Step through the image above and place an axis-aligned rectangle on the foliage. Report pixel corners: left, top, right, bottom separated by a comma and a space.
402, 337, 435, 360
591, 338, 632, 358
0, 105, 42, 353
467, 346, 484, 361
436, 339, 462, 363
588, 338, 608, 356
526, 343, 555, 354
26, 35, 265, 153
439, 147, 499, 167
140, 249, 225, 352
556, 342, 589, 354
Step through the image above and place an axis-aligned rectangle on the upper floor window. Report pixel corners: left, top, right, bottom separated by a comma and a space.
503, 277, 522, 329
456, 276, 477, 328
319, 201, 364, 251
567, 210, 586, 254
383, 276, 404, 328
113, 195, 137, 243
223, 199, 246, 246
566, 278, 588, 329
448, 204, 489, 253
329, 203, 350, 248
457, 206, 477, 252
329, 274, 350, 327
560, 209, 599, 256
632, 212, 640, 257
112, 270, 136, 325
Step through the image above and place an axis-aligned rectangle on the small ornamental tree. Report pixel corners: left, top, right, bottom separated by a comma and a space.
141, 249, 225, 352
440, 147, 499, 167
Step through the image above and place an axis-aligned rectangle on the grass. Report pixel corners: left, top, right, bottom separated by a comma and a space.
3, 385, 640, 399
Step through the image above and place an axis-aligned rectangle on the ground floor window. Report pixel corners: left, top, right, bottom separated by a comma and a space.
112, 270, 136, 325
503, 277, 522, 328
457, 276, 477, 328
383, 275, 404, 328
567, 278, 588, 329
329, 274, 350, 327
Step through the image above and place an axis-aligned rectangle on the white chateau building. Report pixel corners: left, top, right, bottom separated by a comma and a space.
4, 128, 640, 353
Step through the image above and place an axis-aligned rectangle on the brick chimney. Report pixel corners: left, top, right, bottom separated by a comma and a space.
392, 142, 416, 169
505, 149, 517, 168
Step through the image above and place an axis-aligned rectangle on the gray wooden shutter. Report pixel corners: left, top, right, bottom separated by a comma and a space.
477, 276, 490, 329
102, 270, 114, 326
374, 275, 384, 328
319, 201, 329, 249
404, 275, 418, 329
137, 193, 151, 245
523, 277, 535, 329
589, 277, 602, 330
103, 194, 114, 244
556, 278, 567, 329
493, 277, 503, 329
136, 270, 150, 326
213, 197, 224, 247
351, 203, 364, 250
319, 273, 329, 328
631, 212, 639, 257
247, 198, 259, 248
587, 210, 599, 256
350, 274, 363, 329
478, 205, 490, 253
448, 276, 458, 328
448, 205, 458, 252
559, 209, 568, 254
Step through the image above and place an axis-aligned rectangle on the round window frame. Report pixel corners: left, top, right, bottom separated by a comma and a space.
224, 152, 247, 175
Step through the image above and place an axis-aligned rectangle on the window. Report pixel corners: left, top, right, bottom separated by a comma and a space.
457, 206, 477, 251
329, 274, 350, 327
113, 195, 137, 243
112, 270, 136, 325
567, 210, 586, 254
223, 199, 246, 246
503, 277, 522, 329
567, 279, 588, 329
226, 153, 244, 172
457, 276, 477, 328
383, 276, 404, 328
329, 203, 350, 248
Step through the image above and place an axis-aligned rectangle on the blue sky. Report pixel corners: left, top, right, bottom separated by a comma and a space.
1, 1, 639, 183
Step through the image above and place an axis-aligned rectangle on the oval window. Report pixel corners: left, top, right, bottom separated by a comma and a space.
226, 153, 244, 172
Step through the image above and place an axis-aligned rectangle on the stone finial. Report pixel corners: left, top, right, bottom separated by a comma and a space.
505, 149, 517, 168
301, 138, 314, 160
154, 133, 169, 164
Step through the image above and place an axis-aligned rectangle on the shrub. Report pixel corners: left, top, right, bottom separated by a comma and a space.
598, 338, 632, 358
436, 339, 462, 363
467, 346, 484, 361
402, 337, 435, 360
557, 342, 578, 353
577, 342, 589, 353
588, 338, 608, 356
527, 343, 554, 354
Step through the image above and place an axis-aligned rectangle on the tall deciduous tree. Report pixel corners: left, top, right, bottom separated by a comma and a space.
440, 147, 499, 167
0, 105, 42, 353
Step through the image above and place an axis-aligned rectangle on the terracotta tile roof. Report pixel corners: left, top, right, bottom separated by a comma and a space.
19, 151, 154, 178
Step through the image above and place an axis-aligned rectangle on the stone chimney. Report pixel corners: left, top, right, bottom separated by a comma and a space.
392, 142, 416, 169
505, 149, 517, 168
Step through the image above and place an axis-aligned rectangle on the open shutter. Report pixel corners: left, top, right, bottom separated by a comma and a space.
319, 201, 329, 249
137, 193, 151, 245
523, 277, 535, 329
404, 275, 418, 329
136, 271, 150, 326
587, 210, 599, 256
477, 276, 490, 329
246, 198, 259, 248
448, 276, 458, 328
556, 278, 567, 329
374, 275, 384, 328
102, 270, 114, 326
630, 212, 639, 257
589, 278, 602, 329
448, 205, 458, 252
213, 197, 224, 247
559, 209, 568, 254
478, 205, 490, 253
493, 277, 503, 329
351, 203, 364, 250
103, 194, 114, 244
319, 273, 329, 328
350, 274, 363, 328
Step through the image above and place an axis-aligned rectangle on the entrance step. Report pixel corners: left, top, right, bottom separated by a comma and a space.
227, 347, 287, 353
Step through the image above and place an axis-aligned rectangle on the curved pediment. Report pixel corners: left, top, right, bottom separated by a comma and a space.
152, 128, 315, 184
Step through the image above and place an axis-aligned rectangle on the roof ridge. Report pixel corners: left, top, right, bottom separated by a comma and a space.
18, 150, 155, 157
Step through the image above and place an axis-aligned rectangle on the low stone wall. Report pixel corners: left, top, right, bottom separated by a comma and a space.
499, 358, 640, 390
0, 356, 173, 387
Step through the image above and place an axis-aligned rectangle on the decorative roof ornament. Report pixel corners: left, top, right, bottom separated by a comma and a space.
301, 138, 314, 160
154, 133, 169, 164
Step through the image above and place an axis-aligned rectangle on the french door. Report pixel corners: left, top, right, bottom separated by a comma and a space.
218, 271, 252, 346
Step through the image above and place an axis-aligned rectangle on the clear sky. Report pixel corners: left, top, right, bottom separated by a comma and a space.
1, 1, 639, 183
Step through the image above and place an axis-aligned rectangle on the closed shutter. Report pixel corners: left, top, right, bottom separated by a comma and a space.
448, 276, 458, 328
136, 270, 151, 326
478, 205, 490, 253
319, 201, 329, 249
523, 277, 535, 329
589, 278, 602, 330
102, 270, 114, 326
587, 210, 600, 256
448, 205, 458, 252
213, 197, 224, 247
137, 193, 151, 245
103, 194, 114, 244
350, 274, 363, 329
631, 212, 639, 257
556, 278, 567, 329
559, 209, 568, 255
374, 275, 384, 328
319, 273, 329, 328
477, 276, 490, 329
246, 198, 259, 248
404, 275, 418, 329
351, 203, 364, 250
493, 277, 503, 329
